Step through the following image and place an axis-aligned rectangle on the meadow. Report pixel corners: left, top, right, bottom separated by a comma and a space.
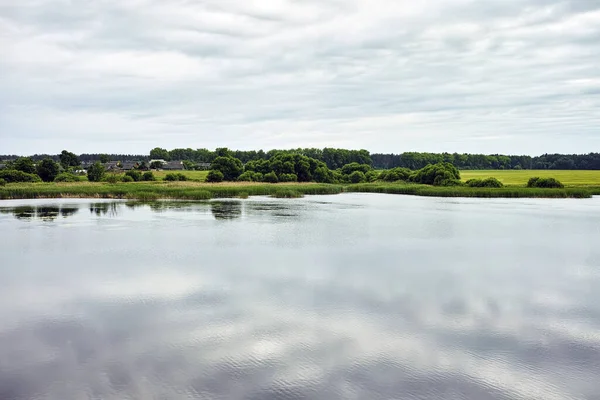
460, 170, 600, 186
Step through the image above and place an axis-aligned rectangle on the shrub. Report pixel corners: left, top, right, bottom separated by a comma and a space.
87, 162, 106, 182
121, 175, 134, 182
210, 156, 243, 180
279, 173, 298, 182
340, 162, 372, 175
206, 170, 224, 183
349, 171, 366, 183
0, 170, 42, 183
365, 170, 380, 182
263, 171, 279, 183
164, 173, 179, 181
125, 170, 142, 182
175, 173, 188, 181
380, 167, 412, 182
0, 178, 6, 186
54, 172, 80, 182
103, 174, 119, 184
36, 158, 60, 182
142, 171, 155, 181
238, 171, 263, 182
13, 157, 37, 174
314, 166, 335, 183
410, 163, 460, 186
466, 178, 504, 188
527, 177, 564, 189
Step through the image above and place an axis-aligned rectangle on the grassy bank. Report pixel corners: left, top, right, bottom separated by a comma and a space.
347, 183, 599, 198
0, 182, 343, 200
1, 181, 599, 200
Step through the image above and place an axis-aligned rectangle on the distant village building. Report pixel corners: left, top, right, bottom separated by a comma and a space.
197, 162, 211, 170
121, 161, 138, 171
163, 161, 184, 170
104, 161, 121, 171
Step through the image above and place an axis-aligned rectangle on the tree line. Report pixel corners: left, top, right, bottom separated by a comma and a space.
2, 148, 600, 170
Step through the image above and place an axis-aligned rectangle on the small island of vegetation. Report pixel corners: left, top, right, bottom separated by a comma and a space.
1, 148, 599, 200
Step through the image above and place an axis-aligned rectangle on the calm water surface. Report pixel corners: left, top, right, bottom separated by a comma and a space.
1, 194, 599, 400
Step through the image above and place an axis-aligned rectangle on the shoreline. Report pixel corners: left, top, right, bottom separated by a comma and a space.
1, 182, 599, 200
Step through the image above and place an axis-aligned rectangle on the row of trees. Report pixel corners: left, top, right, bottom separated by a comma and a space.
4, 149, 600, 171
149, 147, 372, 169
371, 152, 600, 170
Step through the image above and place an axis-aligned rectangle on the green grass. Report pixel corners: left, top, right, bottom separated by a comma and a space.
347, 183, 596, 198
0, 182, 342, 201
1, 177, 599, 201
460, 170, 600, 186
151, 170, 209, 181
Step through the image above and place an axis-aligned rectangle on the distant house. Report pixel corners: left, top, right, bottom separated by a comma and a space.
197, 162, 211, 170
0, 163, 6, 170
163, 161, 184, 170
121, 161, 139, 171
104, 161, 121, 171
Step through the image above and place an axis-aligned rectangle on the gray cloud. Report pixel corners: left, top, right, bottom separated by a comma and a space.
0, 0, 599, 154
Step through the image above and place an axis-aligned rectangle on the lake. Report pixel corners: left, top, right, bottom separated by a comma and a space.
1, 194, 599, 400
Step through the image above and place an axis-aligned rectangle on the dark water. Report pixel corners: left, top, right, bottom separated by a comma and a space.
1, 194, 600, 400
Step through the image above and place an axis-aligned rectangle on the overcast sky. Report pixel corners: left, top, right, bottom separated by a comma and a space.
1, 0, 599, 155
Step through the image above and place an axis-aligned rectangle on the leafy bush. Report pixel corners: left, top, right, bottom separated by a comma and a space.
176, 173, 188, 181
0, 178, 6, 186
380, 167, 412, 182
466, 177, 504, 188
340, 162, 372, 175
36, 159, 60, 182
54, 173, 80, 182
121, 175, 134, 183
349, 171, 366, 183
0, 170, 42, 183
103, 174, 119, 184
206, 170, 224, 183
410, 163, 461, 186
211, 156, 243, 180
238, 171, 263, 182
263, 172, 279, 183
125, 170, 142, 182
314, 166, 335, 183
142, 171, 155, 181
13, 157, 37, 174
279, 173, 298, 182
527, 177, 564, 188
87, 162, 106, 182
164, 173, 178, 181
365, 170, 380, 182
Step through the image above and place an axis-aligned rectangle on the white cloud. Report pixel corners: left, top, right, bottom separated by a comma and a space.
0, 0, 599, 154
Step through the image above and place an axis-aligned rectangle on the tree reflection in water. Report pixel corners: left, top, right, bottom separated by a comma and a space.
0, 205, 80, 221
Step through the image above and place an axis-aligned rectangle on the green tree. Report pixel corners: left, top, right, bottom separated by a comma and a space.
150, 147, 170, 161
13, 157, 36, 174
349, 171, 366, 183
36, 159, 60, 182
99, 154, 110, 163
59, 150, 80, 170
211, 156, 243, 181
87, 162, 106, 182
206, 170, 224, 182
150, 161, 164, 169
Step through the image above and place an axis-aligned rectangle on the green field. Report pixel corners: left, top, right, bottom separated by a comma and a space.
150, 170, 209, 181
460, 170, 600, 186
